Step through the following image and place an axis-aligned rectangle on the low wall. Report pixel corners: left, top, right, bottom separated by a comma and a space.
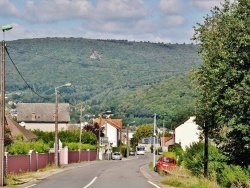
4, 149, 97, 175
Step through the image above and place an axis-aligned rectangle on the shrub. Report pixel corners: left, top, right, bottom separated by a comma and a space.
64, 143, 96, 151
28, 140, 50, 153
216, 164, 250, 188
6, 140, 50, 154
6, 142, 30, 155
168, 144, 184, 165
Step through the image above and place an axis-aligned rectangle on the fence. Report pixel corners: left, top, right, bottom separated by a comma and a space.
4, 149, 97, 174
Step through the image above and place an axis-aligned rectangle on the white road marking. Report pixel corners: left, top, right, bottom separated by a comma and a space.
25, 184, 36, 188
83, 177, 98, 188
148, 181, 161, 188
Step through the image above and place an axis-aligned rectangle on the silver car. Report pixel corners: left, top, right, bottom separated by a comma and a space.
112, 152, 122, 160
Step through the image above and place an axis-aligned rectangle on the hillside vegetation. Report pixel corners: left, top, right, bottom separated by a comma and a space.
5, 38, 201, 127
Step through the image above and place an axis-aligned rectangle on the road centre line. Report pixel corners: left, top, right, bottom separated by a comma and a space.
148, 181, 161, 188
83, 177, 98, 188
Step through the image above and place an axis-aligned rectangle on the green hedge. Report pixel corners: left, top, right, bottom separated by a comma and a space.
6, 140, 50, 155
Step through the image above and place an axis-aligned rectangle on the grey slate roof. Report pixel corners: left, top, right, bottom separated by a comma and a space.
6, 115, 37, 141
16, 103, 70, 123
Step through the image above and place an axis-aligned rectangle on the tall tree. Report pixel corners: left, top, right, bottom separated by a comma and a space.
130, 124, 153, 148
193, 0, 250, 166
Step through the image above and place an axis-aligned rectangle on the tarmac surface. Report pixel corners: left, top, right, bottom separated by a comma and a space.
9, 158, 173, 188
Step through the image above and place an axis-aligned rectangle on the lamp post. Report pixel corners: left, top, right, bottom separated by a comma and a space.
54, 83, 71, 167
153, 113, 156, 168
126, 121, 135, 158
0, 25, 12, 186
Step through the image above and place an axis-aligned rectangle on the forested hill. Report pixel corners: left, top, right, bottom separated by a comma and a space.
5, 38, 202, 127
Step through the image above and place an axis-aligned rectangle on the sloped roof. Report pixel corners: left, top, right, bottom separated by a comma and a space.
6, 115, 37, 141
93, 118, 122, 129
16, 103, 70, 123
161, 136, 173, 144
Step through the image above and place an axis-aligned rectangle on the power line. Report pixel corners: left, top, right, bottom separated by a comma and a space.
5, 46, 50, 100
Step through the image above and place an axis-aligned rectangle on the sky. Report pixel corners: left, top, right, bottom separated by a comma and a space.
0, 0, 233, 43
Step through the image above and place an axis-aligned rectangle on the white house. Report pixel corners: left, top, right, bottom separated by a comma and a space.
93, 118, 122, 147
175, 116, 201, 150
16, 103, 70, 131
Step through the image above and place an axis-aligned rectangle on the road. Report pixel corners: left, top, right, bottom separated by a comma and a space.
24, 153, 161, 188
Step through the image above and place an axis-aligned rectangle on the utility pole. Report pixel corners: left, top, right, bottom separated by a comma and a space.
54, 88, 59, 167
204, 121, 208, 177
0, 39, 5, 187
153, 113, 156, 168
79, 104, 83, 162
1, 25, 13, 186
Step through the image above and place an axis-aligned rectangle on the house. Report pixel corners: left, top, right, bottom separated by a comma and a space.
174, 116, 201, 150
138, 137, 161, 152
6, 115, 37, 141
16, 103, 70, 132
160, 136, 175, 151
92, 118, 122, 147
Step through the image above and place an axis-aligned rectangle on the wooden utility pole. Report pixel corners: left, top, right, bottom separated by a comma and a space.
0, 39, 5, 186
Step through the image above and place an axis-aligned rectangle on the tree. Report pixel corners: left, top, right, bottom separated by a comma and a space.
130, 124, 153, 148
83, 122, 104, 139
193, 0, 250, 166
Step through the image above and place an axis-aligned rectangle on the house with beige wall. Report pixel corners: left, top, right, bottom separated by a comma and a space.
16, 103, 70, 131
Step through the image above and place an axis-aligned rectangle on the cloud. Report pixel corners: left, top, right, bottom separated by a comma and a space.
19, 0, 150, 23
188, 0, 234, 10
0, 0, 21, 17
162, 15, 185, 27
92, 0, 150, 21
22, 0, 91, 22
158, 0, 183, 14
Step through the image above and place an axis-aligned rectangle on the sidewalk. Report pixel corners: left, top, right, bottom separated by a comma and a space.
140, 164, 176, 188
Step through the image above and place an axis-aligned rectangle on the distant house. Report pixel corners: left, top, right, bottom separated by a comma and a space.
138, 137, 161, 152
175, 116, 201, 150
16, 103, 70, 132
6, 115, 37, 141
160, 136, 175, 151
92, 118, 122, 147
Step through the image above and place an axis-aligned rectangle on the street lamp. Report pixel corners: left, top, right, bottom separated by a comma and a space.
54, 83, 71, 167
126, 121, 135, 158
153, 113, 156, 168
0, 24, 13, 186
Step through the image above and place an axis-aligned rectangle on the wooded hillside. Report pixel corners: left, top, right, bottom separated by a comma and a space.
5, 38, 201, 127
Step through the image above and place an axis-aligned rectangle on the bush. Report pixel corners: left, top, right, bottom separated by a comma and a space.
168, 144, 184, 165
183, 141, 250, 187
6, 140, 50, 154
64, 142, 96, 151
28, 140, 50, 153
216, 164, 250, 188
6, 142, 30, 155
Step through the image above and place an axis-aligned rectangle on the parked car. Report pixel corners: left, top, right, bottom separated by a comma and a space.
154, 156, 176, 172
112, 152, 122, 160
157, 149, 163, 155
129, 150, 135, 156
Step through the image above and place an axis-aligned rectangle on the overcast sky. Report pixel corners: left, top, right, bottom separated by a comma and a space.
1, 0, 232, 43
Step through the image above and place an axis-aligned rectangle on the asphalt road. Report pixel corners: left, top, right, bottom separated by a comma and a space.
23, 153, 162, 188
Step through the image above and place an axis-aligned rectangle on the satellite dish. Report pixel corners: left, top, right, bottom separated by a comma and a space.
20, 122, 25, 127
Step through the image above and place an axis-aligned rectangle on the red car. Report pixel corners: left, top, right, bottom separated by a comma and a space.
154, 156, 177, 172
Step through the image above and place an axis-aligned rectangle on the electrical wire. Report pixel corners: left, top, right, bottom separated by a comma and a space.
5, 46, 51, 100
